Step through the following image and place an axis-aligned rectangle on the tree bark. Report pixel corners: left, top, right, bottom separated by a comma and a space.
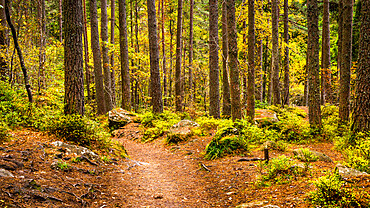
271, 0, 281, 105
62, 0, 84, 115
189, 0, 194, 104
307, 0, 322, 129
5, 0, 32, 103
162, 0, 167, 106
282, 0, 289, 106
352, 0, 370, 133
82, 0, 91, 102
119, 0, 131, 110
209, 0, 220, 118
246, 0, 255, 122
227, 0, 241, 120
101, 0, 114, 111
339, 0, 352, 123
222, 1, 231, 117
321, 0, 332, 105
37, 0, 46, 94
175, 0, 184, 112
147, 0, 164, 113
90, 0, 106, 114
59, 0, 62, 42
110, 0, 116, 106
0, 0, 8, 81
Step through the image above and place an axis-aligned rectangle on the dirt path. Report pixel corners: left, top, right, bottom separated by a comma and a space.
113, 131, 211, 207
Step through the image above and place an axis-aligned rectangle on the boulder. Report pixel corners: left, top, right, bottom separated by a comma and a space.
166, 120, 199, 144
293, 148, 332, 162
51, 141, 99, 160
108, 108, 133, 130
336, 163, 369, 178
0, 168, 14, 177
255, 109, 279, 127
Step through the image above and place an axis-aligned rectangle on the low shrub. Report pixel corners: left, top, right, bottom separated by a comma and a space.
308, 168, 365, 207
204, 127, 248, 160
0, 121, 10, 143
195, 116, 233, 135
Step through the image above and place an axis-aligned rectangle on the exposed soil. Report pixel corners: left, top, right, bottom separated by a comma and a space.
0, 121, 368, 207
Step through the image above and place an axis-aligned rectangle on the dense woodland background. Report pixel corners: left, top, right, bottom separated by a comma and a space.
0, 0, 369, 206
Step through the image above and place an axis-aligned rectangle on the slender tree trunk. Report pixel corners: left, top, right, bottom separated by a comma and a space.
111, 0, 116, 106
352, 0, 370, 133
62, 0, 84, 115
134, 0, 140, 110
307, 0, 322, 129
82, 0, 91, 102
175, 0, 184, 112
0, 0, 7, 81
271, 0, 281, 105
321, 0, 332, 105
59, 0, 62, 42
189, 0, 194, 104
162, 0, 167, 106
339, 0, 352, 123
227, 0, 241, 120
282, 0, 289, 106
90, 0, 106, 114
101, 0, 114, 111
37, 0, 46, 95
247, 0, 255, 122
119, 0, 131, 110
5, 0, 32, 103
221, 1, 231, 116
258, 39, 263, 102
169, 10, 173, 102
147, 0, 164, 113
209, 0, 220, 118
337, 0, 343, 102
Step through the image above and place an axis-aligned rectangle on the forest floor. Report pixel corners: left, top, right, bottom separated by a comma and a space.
0, 119, 364, 207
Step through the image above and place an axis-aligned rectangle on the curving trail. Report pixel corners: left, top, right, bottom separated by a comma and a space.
111, 127, 211, 208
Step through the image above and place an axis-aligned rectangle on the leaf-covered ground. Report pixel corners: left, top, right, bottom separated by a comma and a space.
0, 122, 369, 207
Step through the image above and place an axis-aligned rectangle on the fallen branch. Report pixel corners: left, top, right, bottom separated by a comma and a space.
200, 163, 211, 172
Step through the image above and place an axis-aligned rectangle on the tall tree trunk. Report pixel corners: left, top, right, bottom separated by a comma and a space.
258, 39, 263, 102
209, 0, 220, 118
352, 0, 370, 133
59, 0, 62, 42
119, 0, 131, 110
82, 0, 91, 102
162, 0, 167, 106
227, 0, 241, 120
5, 0, 32, 103
90, 0, 106, 114
134, 0, 140, 110
282, 0, 289, 106
271, 0, 281, 105
37, 0, 46, 94
321, 0, 332, 105
111, 0, 116, 106
62, 0, 84, 115
0, 0, 8, 81
221, 1, 231, 116
247, 0, 255, 122
101, 0, 114, 111
339, 0, 352, 123
169, 9, 173, 103
147, 0, 164, 113
337, 0, 343, 101
307, 0, 322, 129
175, 0, 184, 112
189, 0, 194, 104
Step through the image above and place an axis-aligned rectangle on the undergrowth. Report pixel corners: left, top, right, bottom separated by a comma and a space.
308, 168, 369, 207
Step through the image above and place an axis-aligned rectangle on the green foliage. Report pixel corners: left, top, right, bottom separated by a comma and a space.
47, 114, 95, 146
308, 168, 363, 207
255, 100, 269, 109
0, 121, 10, 143
205, 126, 248, 160
269, 106, 312, 142
295, 148, 319, 162
256, 155, 298, 187
343, 134, 370, 173
57, 161, 71, 171
195, 116, 233, 135
101, 156, 111, 163
139, 111, 181, 142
